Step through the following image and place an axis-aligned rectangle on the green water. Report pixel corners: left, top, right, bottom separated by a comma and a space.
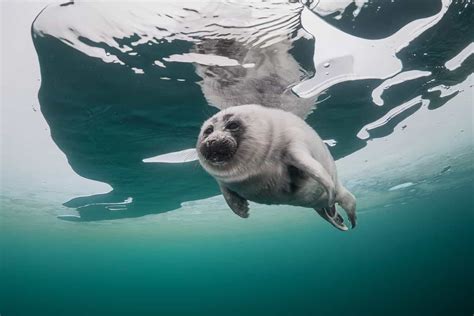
1, 183, 472, 315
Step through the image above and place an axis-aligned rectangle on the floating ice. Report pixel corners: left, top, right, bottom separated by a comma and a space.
163, 53, 240, 67
371, 70, 432, 106
143, 149, 198, 164
131, 68, 144, 74
308, 0, 369, 18
32, 0, 453, 106
323, 139, 337, 147
293, 0, 451, 98
357, 96, 429, 140
444, 42, 474, 71
242, 63, 256, 69
388, 182, 415, 191
79, 197, 132, 208
153, 60, 166, 68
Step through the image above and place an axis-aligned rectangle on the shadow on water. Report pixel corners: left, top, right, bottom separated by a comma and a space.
31, 0, 473, 221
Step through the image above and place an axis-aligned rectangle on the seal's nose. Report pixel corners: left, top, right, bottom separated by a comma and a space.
207, 139, 228, 153
201, 137, 236, 163
207, 139, 216, 147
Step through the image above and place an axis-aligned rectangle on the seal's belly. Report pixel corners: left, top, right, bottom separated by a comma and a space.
226, 163, 326, 207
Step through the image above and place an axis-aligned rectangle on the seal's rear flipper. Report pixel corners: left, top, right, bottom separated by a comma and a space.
336, 185, 357, 228
326, 205, 336, 217
316, 208, 348, 231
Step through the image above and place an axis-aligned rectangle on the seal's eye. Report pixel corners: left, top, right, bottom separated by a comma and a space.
204, 126, 213, 135
225, 121, 240, 131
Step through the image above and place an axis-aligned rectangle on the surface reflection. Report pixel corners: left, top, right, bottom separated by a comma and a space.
31, 0, 473, 220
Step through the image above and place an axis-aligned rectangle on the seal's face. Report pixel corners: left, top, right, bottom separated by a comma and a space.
197, 113, 245, 166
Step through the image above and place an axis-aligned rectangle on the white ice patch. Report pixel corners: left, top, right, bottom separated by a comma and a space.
308, 0, 369, 18
388, 182, 415, 191
242, 63, 256, 68
357, 96, 428, 140
293, 0, 451, 98
444, 42, 474, 71
153, 60, 166, 68
76, 197, 133, 210
163, 53, 240, 67
131, 67, 144, 74
371, 70, 432, 106
323, 139, 337, 147
143, 148, 198, 163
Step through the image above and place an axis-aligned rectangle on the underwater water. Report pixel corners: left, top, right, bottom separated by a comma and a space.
1, 0, 473, 315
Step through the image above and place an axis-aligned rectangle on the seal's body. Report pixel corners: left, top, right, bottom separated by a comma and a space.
196, 104, 356, 231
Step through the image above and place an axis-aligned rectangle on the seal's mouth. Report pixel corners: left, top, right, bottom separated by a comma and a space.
200, 138, 237, 165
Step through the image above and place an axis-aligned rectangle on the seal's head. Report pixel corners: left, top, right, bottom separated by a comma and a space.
197, 111, 245, 167
197, 104, 274, 179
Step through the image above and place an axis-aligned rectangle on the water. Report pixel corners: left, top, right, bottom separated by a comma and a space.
1, 1, 473, 315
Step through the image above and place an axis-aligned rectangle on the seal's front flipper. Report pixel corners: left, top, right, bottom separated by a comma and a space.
285, 145, 336, 206
316, 207, 348, 231
220, 184, 249, 218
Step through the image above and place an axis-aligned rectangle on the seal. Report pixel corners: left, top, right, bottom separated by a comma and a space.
196, 104, 356, 231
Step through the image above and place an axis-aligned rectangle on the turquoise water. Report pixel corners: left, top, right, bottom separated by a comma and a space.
1, 1, 473, 315
1, 183, 473, 315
